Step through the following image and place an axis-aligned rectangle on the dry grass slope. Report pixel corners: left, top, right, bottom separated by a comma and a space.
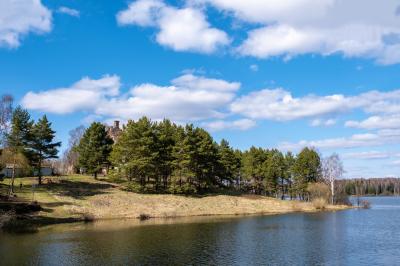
1, 175, 350, 223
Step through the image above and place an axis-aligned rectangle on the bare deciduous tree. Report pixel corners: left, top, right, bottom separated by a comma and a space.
62, 125, 85, 174
322, 153, 344, 204
0, 94, 13, 145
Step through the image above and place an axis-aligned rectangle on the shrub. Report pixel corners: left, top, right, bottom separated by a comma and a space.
312, 197, 327, 210
307, 183, 330, 202
138, 214, 151, 221
82, 213, 95, 223
125, 182, 144, 193
167, 182, 197, 195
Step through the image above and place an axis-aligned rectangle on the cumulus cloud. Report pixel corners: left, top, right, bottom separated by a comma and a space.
342, 151, 391, 160
116, 0, 164, 26
310, 119, 336, 127
195, 0, 334, 24
202, 119, 256, 131
230, 88, 400, 122
280, 129, 400, 151
21, 75, 121, 114
58, 7, 80, 17
171, 74, 240, 91
346, 115, 400, 130
116, 0, 230, 53
0, 0, 52, 48
230, 88, 352, 121
195, 0, 400, 64
22, 74, 240, 122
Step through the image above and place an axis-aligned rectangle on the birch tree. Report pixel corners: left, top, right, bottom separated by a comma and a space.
322, 153, 344, 204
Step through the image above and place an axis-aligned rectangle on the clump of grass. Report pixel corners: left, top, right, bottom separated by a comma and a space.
312, 197, 327, 210
138, 213, 151, 221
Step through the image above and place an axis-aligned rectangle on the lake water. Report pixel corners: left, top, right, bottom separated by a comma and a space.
1, 197, 399, 265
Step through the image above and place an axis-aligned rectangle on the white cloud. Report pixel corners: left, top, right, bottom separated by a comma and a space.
238, 23, 400, 63
231, 88, 400, 122
196, 0, 400, 64
22, 74, 240, 123
0, 0, 52, 48
280, 129, 400, 151
116, 0, 164, 26
117, 0, 230, 53
202, 119, 256, 131
171, 74, 240, 91
342, 151, 391, 160
310, 118, 336, 127
21, 75, 121, 114
249, 64, 258, 72
58, 7, 80, 17
230, 88, 351, 121
195, 0, 334, 24
346, 115, 400, 130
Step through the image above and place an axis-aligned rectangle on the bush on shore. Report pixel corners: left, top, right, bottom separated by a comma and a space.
312, 197, 327, 210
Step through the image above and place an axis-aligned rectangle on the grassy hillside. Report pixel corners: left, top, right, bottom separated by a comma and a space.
0, 175, 349, 224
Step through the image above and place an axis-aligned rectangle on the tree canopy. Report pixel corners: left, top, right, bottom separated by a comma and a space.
77, 122, 113, 179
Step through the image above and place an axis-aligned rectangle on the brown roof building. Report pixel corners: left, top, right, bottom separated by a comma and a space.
106, 120, 122, 142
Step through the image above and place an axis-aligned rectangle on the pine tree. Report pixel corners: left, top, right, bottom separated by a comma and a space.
293, 147, 322, 199
6, 107, 33, 193
242, 147, 267, 194
193, 127, 219, 190
77, 122, 112, 179
263, 149, 284, 197
217, 139, 240, 187
284, 151, 296, 199
110, 117, 158, 188
170, 125, 194, 193
154, 119, 177, 190
30, 115, 61, 185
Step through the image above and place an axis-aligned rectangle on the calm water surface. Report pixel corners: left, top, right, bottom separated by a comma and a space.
1, 197, 399, 265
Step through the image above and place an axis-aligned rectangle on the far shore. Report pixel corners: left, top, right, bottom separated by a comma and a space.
0, 175, 351, 231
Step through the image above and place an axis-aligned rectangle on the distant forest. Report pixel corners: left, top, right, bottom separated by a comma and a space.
338, 178, 400, 196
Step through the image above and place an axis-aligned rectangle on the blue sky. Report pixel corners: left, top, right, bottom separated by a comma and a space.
2, 0, 400, 178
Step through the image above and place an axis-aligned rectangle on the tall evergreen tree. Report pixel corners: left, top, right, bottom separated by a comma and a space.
154, 119, 177, 190
30, 115, 61, 185
6, 107, 33, 193
293, 147, 322, 199
77, 122, 113, 179
242, 147, 268, 194
284, 151, 296, 199
170, 125, 194, 193
263, 149, 284, 197
110, 117, 158, 187
217, 139, 240, 187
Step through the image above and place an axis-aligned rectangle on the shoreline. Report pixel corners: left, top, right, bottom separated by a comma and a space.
0, 197, 351, 233
1, 204, 351, 234
1, 175, 352, 232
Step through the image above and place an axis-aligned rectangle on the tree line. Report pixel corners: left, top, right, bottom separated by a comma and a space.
0, 96, 346, 202
338, 178, 400, 196
73, 117, 329, 198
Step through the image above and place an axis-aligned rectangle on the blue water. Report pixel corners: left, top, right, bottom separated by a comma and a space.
0, 197, 399, 265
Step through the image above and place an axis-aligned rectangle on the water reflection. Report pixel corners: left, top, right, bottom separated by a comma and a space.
1, 197, 400, 265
